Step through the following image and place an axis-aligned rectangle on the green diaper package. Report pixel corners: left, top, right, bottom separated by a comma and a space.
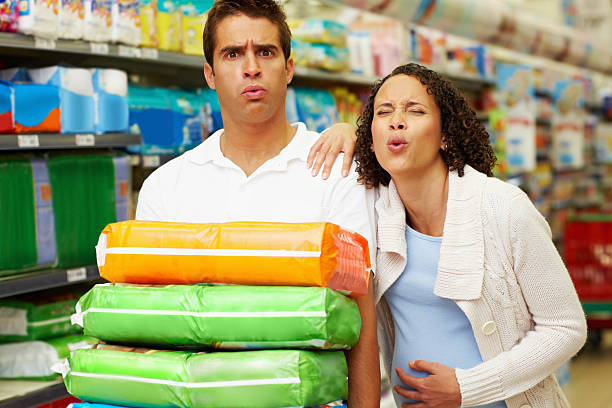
73, 284, 361, 350
0, 298, 81, 342
0, 334, 98, 380
58, 346, 348, 408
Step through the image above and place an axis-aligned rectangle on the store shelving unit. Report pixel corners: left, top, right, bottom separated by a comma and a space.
0, 265, 100, 299
0, 32, 495, 90
0, 133, 141, 150
0, 381, 67, 408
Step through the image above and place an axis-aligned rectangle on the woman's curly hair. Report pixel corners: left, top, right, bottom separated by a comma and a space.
355, 63, 496, 188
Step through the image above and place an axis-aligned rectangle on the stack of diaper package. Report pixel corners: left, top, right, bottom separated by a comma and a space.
54, 219, 371, 407
0, 66, 128, 135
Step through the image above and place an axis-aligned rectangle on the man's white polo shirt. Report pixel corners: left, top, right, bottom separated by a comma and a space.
136, 122, 376, 268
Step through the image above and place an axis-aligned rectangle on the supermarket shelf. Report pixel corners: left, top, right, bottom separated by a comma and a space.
0, 380, 67, 408
0, 265, 100, 299
0, 133, 141, 150
0, 32, 496, 90
131, 153, 180, 168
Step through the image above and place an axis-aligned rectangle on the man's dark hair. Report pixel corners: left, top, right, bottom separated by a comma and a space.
202, 0, 292, 68
355, 63, 497, 188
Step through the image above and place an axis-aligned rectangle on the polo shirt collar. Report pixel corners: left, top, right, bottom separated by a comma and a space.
187, 122, 310, 166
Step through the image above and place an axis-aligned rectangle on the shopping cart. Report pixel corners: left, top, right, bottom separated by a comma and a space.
564, 214, 612, 348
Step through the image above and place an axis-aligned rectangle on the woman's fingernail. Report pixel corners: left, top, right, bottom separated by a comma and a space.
323, 172, 328, 179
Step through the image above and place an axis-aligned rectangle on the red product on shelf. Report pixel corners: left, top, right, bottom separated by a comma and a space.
564, 215, 612, 300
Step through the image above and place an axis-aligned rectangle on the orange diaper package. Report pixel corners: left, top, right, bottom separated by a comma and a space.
96, 220, 371, 296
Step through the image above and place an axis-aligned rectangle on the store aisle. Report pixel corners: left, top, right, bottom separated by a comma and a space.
564, 330, 612, 407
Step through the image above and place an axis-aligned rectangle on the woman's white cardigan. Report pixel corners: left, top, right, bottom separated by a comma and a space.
374, 165, 587, 408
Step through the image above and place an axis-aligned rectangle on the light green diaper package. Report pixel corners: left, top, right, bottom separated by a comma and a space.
73, 283, 361, 350
57, 345, 348, 408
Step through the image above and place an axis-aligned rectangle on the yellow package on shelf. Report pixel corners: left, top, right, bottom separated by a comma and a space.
156, 0, 180, 51
96, 220, 371, 296
140, 0, 158, 48
180, 3, 207, 56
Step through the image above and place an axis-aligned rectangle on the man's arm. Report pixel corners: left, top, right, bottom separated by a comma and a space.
135, 173, 164, 221
346, 275, 380, 407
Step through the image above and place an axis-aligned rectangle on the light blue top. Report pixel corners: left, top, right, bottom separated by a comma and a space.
385, 225, 507, 408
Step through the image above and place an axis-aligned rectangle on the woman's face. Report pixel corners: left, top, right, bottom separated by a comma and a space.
370, 74, 444, 178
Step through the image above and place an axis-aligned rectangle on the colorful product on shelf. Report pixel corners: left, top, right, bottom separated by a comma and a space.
28, 66, 95, 134
139, 0, 157, 48
0, 157, 57, 274
13, 83, 61, 133
179, 0, 211, 56
74, 283, 361, 349
156, 0, 180, 51
0, 0, 18, 32
128, 86, 191, 153
292, 39, 350, 72
552, 79, 585, 170
0, 334, 98, 380
111, 0, 140, 46
58, 0, 84, 39
83, 0, 113, 43
17, 0, 60, 38
0, 298, 80, 342
496, 63, 537, 174
0, 81, 14, 132
96, 220, 371, 297
48, 153, 129, 268
291, 18, 348, 47
91, 68, 129, 134
56, 345, 348, 408
68, 402, 347, 408
293, 87, 339, 133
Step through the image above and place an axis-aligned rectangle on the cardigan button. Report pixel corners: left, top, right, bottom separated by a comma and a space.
482, 321, 497, 335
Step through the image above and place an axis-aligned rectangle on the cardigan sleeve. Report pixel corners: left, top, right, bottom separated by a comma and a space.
455, 190, 587, 406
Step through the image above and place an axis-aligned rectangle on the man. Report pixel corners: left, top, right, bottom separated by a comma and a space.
136, 1, 379, 406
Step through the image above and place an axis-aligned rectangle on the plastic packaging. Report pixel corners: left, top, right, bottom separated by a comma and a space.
48, 153, 129, 268
29, 0, 60, 39
0, 0, 19, 32
57, 345, 348, 408
179, 0, 211, 56
156, 0, 179, 51
111, 0, 140, 45
0, 298, 80, 342
74, 283, 361, 349
292, 39, 349, 72
294, 87, 339, 133
138, 0, 157, 48
0, 334, 98, 379
16, 0, 34, 34
28, 66, 95, 134
83, 0, 112, 43
0, 157, 57, 274
291, 19, 347, 47
58, 0, 84, 39
91, 68, 129, 134
0, 81, 13, 133
97, 220, 371, 296
13, 83, 61, 133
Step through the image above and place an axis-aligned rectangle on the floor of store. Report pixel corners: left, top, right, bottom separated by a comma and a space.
564, 329, 612, 407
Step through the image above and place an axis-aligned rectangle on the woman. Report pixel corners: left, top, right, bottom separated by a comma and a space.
310, 63, 587, 408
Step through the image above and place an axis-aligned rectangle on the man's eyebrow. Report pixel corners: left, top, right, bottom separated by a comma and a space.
218, 43, 279, 55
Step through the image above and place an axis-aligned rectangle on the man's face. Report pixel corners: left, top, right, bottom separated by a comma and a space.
204, 14, 294, 126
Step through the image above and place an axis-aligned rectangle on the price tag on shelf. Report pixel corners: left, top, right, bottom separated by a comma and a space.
66, 267, 87, 282
17, 134, 40, 148
90, 42, 109, 54
75, 134, 95, 146
143, 155, 161, 168
141, 47, 159, 60
118, 45, 142, 58
34, 37, 56, 50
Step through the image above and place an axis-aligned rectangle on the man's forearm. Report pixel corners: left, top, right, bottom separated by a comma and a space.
346, 277, 380, 407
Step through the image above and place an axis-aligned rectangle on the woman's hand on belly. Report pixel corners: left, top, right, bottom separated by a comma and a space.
395, 360, 461, 408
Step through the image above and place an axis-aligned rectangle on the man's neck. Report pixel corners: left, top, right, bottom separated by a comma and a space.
220, 115, 297, 177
